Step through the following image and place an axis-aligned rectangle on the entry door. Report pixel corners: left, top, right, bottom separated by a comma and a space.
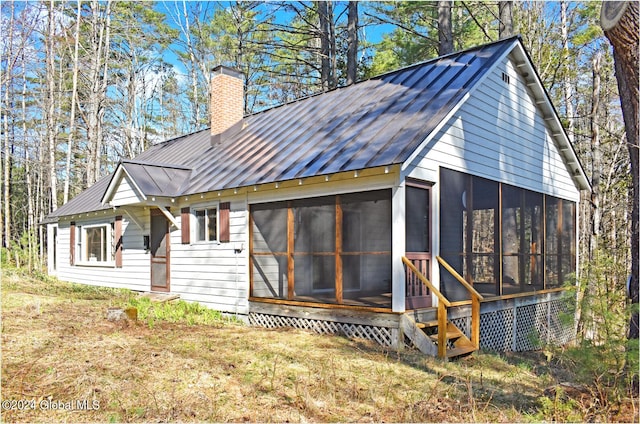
405, 183, 432, 309
150, 209, 170, 292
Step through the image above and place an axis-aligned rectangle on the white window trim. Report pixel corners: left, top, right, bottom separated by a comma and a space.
191, 202, 220, 244
48, 223, 59, 275
75, 222, 116, 267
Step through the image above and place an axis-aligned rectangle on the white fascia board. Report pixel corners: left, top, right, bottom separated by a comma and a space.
101, 164, 147, 205
509, 43, 591, 192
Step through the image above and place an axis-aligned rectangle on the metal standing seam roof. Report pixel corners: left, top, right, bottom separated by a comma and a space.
113, 161, 192, 198
183, 40, 514, 194
48, 37, 534, 220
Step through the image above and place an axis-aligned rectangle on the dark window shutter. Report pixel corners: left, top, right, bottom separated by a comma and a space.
70, 222, 76, 265
181, 207, 190, 244
115, 215, 123, 267
219, 202, 230, 243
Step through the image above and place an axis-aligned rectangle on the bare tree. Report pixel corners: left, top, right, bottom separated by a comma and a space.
318, 1, 335, 90
438, 0, 453, 55
498, 1, 513, 39
2, 1, 15, 247
45, 0, 59, 211
589, 53, 602, 260
63, 0, 81, 205
560, 0, 575, 143
83, 0, 112, 186
171, 0, 202, 131
346, 1, 358, 86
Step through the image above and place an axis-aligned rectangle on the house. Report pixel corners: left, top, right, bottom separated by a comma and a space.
45, 36, 589, 359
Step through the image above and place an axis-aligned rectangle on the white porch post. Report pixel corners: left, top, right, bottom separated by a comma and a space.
431, 175, 441, 307
392, 180, 406, 313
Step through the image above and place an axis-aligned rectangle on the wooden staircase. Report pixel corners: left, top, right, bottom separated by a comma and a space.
401, 256, 484, 360
418, 320, 477, 359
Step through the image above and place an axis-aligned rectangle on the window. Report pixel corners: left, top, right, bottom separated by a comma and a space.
194, 207, 217, 242
76, 223, 114, 265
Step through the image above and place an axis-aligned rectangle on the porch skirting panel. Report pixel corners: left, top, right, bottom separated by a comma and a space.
249, 291, 575, 355
448, 291, 575, 352
248, 301, 402, 348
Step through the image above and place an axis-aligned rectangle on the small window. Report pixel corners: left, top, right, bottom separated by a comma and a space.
76, 223, 114, 265
195, 207, 218, 242
502, 72, 510, 84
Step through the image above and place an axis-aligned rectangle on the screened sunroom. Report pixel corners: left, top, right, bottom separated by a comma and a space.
249, 189, 393, 308
439, 167, 576, 302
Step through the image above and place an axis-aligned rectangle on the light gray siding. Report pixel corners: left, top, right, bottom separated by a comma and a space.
53, 203, 250, 315
54, 211, 150, 292
407, 55, 580, 202
111, 174, 144, 206
169, 201, 249, 315
405, 54, 581, 301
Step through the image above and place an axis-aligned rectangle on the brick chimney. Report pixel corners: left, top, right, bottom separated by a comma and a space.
210, 65, 244, 145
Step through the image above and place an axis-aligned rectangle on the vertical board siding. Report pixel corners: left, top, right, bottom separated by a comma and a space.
409, 55, 580, 202
180, 207, 190, 244
219, 202, 231, 242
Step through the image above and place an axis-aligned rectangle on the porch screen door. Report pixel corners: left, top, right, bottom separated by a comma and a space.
150, 209, 170, 292
405, 183, 432, 309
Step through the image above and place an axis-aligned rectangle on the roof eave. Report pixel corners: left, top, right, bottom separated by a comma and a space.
101, 163, 148, 206
509, 42, 591, 192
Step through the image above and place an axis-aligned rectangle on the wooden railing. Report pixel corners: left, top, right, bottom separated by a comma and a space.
436, 256, 484, 349
402, 255, 485, 357
402, 256, 451, 358
404, 253, 432, 309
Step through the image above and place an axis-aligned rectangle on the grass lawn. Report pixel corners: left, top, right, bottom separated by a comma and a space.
1, 269, 636, 422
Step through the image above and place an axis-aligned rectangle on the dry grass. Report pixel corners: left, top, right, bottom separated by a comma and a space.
1, 269, 636, 423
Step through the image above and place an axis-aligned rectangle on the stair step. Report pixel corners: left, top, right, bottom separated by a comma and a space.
416, 320, 438, 329
446, 344, 477, 359
429, 327, 464, 341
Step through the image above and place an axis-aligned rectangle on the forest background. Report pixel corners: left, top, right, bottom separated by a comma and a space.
0, 0, 636, 360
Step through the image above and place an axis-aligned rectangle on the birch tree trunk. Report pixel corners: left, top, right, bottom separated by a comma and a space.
600, 1, 639, 339
590, 53, 601, 260
180, 0, 201, 131
498, 1, 513, 39
2, 1, 14, 248
46, 0, 58, 211
86, 0, 111, 186
22, 47, 34, 270
63, 0, 81, 204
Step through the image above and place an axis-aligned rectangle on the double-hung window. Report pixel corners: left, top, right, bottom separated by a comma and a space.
195, 207, 218, 242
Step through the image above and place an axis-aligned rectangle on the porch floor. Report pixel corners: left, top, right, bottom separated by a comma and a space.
287, 292, 392, 308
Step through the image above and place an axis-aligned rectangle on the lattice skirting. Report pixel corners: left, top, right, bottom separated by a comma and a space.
250, 293, 575, 354
456, 294, 575, 352
249, 312, 394, 347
